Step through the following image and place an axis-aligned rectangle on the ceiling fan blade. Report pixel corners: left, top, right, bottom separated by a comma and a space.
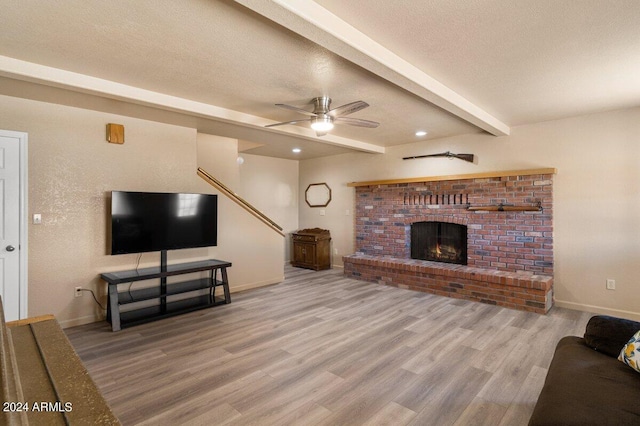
334, 117, 379, 128
328, 100, 369, 117
274, 103, 317, 117
265, 118, 311, 128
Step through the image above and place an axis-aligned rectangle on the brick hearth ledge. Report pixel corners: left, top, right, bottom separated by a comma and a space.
343, 254, 553, 314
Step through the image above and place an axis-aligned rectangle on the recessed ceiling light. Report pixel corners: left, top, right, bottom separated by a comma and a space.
292, 148, 301, 153
415, 130, 428, 137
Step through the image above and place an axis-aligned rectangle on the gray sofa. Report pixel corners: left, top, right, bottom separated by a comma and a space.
529, 315, 640, 425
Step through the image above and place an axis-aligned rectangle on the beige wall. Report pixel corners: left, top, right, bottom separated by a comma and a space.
238, 153, 299, 262
197, 133, 241, 188
299, 107, 640, 321
3, 89, 638, 325
0, 95, 285, 327
195, 133, 288, 290
197, 135, 299, 262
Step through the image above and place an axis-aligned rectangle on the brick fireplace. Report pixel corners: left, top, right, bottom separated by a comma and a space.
343, 169, 555, 313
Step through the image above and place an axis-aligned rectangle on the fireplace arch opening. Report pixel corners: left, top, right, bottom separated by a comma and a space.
411, 221, 467, 265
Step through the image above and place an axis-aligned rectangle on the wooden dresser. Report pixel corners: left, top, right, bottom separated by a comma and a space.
291, 228, 331, 270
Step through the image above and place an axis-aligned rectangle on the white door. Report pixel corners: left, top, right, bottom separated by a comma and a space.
0, 130, 26, 321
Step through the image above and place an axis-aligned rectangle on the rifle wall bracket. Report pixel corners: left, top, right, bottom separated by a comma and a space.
466, 202, 543, 212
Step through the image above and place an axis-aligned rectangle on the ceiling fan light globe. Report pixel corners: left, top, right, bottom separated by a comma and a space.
311, 122, 334, 132
310, 116, 334, 132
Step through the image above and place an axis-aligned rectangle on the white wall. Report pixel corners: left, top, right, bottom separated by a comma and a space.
0, 95, 286, 327
299, 107, 640, 320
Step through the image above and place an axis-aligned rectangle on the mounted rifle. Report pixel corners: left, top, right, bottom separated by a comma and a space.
402, 151, 475, 163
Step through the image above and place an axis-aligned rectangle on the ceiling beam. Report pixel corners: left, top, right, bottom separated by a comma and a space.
235, 0, 510, 136
0, 55, 385, 154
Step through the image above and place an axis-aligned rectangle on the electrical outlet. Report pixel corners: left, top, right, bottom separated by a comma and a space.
75, 286, 83, 297
606, 279, 616, 290
33, 213, 42, 224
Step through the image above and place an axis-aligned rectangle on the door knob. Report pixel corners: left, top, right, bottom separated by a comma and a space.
6, 245, 15, 252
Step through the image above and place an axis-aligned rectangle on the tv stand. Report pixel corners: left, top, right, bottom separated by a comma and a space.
101, 258, 232, 331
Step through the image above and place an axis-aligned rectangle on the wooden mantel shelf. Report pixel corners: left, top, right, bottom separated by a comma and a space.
347, 168, 557, 187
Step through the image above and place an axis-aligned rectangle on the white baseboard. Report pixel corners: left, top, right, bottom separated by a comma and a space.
554, 299, 640, 321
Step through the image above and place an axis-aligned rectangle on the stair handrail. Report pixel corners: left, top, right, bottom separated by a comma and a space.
197, 167, 285, 237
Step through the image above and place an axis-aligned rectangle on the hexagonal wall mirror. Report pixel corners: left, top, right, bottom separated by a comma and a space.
305, 183, 332, 207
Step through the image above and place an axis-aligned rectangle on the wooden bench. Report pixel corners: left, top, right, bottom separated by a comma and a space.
0, 297, 120, 425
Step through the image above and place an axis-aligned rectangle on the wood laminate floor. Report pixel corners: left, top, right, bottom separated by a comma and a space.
66, 266, 593, 425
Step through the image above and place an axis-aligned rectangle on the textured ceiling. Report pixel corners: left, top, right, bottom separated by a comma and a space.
0, 0, 638, 159
315, 0, 640, 125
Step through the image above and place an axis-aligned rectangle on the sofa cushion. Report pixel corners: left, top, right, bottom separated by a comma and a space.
583, 315, 640, 357
529, 336, 640, 426
619, 330, 640, 373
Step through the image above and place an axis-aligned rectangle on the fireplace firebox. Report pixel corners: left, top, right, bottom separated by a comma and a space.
411, 221, 467, 265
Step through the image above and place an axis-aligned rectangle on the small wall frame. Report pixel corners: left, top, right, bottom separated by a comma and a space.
106, 123, 125, 144
305, 183, 332, 207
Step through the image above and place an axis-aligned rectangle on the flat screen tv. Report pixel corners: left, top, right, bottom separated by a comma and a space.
111, 191, 218, 255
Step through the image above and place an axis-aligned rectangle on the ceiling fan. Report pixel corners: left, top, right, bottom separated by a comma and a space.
265, 97, 379, 136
